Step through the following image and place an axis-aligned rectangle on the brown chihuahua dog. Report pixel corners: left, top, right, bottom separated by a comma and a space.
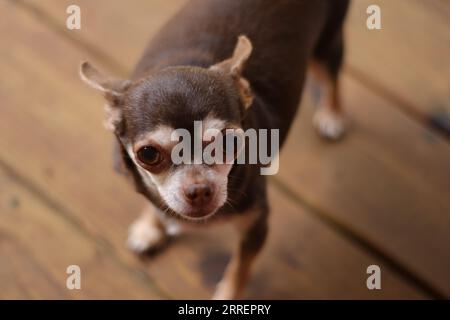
80, 0, 350, 299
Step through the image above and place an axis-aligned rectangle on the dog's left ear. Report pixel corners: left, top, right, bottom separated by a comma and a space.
210, 35, 254, 109
80, 62, 131, 134
79, 62, 131, 98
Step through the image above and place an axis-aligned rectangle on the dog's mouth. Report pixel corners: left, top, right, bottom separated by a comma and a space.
168, 191, 225, 221
180, 207, 219, 221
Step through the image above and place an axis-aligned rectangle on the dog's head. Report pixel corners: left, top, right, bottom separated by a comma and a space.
80, 36, 253, 221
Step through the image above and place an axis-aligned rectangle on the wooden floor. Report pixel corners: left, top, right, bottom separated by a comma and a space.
1, 0, 449, 299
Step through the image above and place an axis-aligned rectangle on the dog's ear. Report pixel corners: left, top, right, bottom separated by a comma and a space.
80, 61, 131, 98
80, 62, 131, 134
210, 35, 254, 109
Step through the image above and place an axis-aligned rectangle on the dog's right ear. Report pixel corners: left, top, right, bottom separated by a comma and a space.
80, 62, 131, 134
210, 35, 254, 110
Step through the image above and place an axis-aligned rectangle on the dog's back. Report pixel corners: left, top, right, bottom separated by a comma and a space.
133, 0, 350, 142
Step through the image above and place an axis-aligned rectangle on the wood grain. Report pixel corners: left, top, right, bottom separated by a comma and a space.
346, 0, 450, 117
278, 76, 450, 296
0, 167, 163, 299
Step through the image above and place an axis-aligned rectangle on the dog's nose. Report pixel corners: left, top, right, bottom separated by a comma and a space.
183, 183, 213, 206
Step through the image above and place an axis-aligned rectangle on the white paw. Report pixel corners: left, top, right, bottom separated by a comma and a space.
313, 107, 346, 140
166, 221, 182, 236
127, 218, 166, 254
212, 281, 238, 300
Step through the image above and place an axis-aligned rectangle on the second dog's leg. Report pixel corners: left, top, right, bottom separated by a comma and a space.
212, 207, 268, 300
127, 204, 170, 254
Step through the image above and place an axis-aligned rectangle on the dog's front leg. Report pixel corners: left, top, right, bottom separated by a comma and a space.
213, 207, 268, 300
127, 204, 170, 254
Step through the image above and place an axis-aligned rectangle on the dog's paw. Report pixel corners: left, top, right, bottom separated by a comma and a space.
212, 281, 239, 300
127, 217, 167, 254
313, 107, 346, 140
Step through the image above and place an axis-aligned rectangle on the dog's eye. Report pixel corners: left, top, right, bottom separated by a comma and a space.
137, 146, 162, 166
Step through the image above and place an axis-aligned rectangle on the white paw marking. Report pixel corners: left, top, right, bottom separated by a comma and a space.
127, 218, 166, 254
166, 222, 182, 236
212, 280, 238, 300
313, 107, 346, 140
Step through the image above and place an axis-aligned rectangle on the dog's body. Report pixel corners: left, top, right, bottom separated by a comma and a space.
81, 0, 350, 299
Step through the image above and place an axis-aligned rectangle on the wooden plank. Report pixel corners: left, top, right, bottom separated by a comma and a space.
18, 0, 188, 73
0, 1, 427, 298
249, 185, 425, 299
278, 76, 450, 297
346, 0, 450, 116
0, 167, 163, 299
0, 236, 69, 299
